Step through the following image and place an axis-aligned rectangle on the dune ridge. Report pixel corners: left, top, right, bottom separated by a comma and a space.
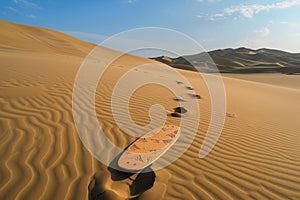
0, 20, 300, 199
152, 47, 300, 73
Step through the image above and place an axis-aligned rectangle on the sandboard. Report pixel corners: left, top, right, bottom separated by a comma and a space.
118, 125, 180, 171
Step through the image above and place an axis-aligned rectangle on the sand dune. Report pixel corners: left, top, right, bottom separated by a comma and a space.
0, 20, 300, 199
0, 20, 94, 56
223, 73, 300, 90
152, 47, 300, 73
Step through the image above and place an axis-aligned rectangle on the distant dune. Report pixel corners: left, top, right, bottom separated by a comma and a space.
0, 20, 300, 200
152, 47, 300, 73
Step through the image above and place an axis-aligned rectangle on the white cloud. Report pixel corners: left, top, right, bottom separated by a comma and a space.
254, 27, 270, 37
207, 13, 225, 21
269, 20, 300, 27
8, 2, 39, 19
196, 15, 204, 18
12, 0, 41, 9
279, 21, 290, 24
7, 6, 18, 12
209, 0, 300, 19
128, 0, 137, 3
196, 0, 218, 2
214, 13, 224, 17
236, 39, 267, 47
25, 14, 36, 18
227, 0, 300, 18
277, 21, 300, 27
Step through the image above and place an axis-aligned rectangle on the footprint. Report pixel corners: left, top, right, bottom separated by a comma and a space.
226, 113, 237, 118
174, 107, 188, 114
173, 98, 185, 102
186, 86, 194, 90
170, 112, 181, 118
188, 93, 202, 99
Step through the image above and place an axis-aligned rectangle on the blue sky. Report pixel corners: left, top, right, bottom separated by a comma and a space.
1, 0, 300, 53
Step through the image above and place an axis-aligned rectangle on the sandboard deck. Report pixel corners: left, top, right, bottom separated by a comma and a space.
118, 125, 180, 171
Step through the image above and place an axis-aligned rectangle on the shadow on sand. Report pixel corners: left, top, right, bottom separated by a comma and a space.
88, 151, 156, 200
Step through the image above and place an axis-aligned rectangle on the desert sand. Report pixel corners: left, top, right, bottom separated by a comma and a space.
1, 20, 300, 199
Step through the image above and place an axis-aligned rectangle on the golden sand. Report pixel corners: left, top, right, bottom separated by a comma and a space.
0, 20, 300, 199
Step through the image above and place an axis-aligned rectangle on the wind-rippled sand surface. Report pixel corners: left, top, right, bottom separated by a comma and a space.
1, 20, 300, 199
